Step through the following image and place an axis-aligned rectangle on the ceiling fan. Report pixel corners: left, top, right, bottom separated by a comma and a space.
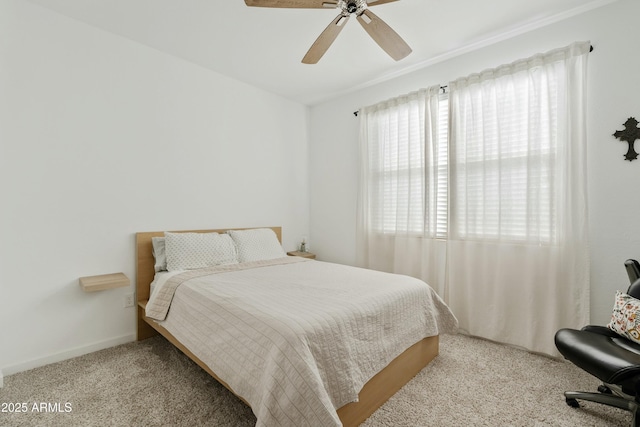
244, 0, 412, 64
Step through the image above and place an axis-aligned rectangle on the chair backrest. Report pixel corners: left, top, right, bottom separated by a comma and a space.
625, 259, 640, 284
628, 278, 640, 299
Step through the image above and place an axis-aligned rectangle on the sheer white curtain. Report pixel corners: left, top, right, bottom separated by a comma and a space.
357, 85, 448, 296
357, 42, 590, 356
446, 41, 590, 355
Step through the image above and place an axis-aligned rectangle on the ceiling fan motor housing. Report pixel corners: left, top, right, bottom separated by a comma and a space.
339, 0, 368, 15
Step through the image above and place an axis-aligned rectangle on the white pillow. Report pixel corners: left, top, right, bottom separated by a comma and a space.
151, 237, 167, 272
164, 232, 238, 271
228, 228, 285, 263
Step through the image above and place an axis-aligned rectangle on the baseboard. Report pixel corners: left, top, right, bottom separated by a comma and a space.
1, 334, 135, 377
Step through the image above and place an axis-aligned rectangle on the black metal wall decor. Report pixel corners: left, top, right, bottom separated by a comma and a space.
613, 117, 640, 161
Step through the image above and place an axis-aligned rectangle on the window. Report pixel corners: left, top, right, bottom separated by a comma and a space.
449, 65, 560, 243
365, 65, 563, 244
365, 88, 448, 239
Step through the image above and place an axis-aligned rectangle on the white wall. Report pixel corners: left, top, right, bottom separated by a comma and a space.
309, 0, 640, 326
0, 0, 309, 375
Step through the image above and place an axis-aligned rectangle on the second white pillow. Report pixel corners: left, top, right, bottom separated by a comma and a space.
165, 232, 238, 271
228, 228, 285, 263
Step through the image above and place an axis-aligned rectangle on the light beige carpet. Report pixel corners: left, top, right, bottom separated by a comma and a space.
0, 334, 630, 427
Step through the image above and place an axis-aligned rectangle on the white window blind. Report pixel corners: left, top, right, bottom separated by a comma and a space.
434, 96, 448, 239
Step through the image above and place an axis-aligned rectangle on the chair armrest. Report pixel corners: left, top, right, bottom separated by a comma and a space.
581, 325, 619, 338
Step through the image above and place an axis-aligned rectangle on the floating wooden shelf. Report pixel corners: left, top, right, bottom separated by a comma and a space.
79, 272, 130, 292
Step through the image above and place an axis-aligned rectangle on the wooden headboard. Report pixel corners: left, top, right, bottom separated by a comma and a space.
135, 226, 282, 340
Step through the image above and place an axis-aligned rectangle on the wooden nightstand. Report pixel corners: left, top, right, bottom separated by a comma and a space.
287, 251, 316, 259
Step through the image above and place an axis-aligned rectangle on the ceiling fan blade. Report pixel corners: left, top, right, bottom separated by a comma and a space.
302, 14, 350, 64
367, 0, 400, 6
356, 9, 411, 61
245, 0, 337, 8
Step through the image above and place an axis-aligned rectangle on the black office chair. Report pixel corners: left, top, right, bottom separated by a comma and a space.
626, 259, 640, 284
555, 259, 640, 427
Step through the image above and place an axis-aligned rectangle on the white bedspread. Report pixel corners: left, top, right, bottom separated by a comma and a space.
146, 257, 457, 427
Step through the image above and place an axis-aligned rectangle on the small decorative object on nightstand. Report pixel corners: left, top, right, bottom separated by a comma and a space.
79, 272, 130, 292
287, 251, 316, 259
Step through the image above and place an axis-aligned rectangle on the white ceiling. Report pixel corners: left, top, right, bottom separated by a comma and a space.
26, 0, 615, 105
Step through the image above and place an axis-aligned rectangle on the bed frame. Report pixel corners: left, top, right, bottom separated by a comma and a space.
135, 227, 439, 427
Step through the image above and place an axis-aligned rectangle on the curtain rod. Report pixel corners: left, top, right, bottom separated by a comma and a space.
353, 85, 447, 117
353, 44, 594, 117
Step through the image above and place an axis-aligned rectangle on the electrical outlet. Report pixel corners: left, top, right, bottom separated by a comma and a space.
124, 293, 134, 308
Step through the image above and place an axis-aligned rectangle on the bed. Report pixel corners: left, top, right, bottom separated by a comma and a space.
135, 227, 457, 426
